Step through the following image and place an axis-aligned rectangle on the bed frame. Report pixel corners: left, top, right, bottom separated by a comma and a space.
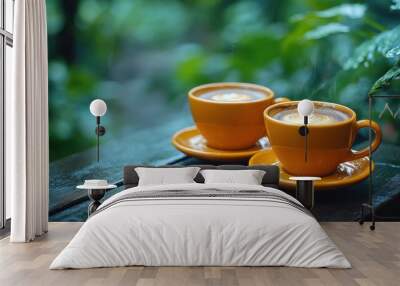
123, 164, 280, 189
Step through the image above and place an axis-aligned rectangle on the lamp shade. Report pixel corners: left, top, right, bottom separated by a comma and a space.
90, 99, 107, 117
297, 99, 314, 117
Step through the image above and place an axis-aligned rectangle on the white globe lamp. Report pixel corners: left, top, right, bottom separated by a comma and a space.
297, 99, 314, 117
90, 99, 107, 117
89, 99, 107, 162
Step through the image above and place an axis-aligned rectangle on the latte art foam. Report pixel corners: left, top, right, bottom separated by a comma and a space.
273, 107, 349, 125
210, 93, 253, 102
199, 89, 266, 102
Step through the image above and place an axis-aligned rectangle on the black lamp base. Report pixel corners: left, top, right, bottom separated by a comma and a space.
87, 189, 106, 216
95, 125, 106, 136
298, 125, 309, 136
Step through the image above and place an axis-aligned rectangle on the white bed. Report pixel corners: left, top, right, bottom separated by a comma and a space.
50, 182, 350, 269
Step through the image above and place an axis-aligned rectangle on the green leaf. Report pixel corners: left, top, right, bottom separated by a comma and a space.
344, 26, 400, 69
305, 23, 350, 40
315, 4, 366, 19
369, 64, 400, 95
391, 0, 400, 10
292, 4, 366, 22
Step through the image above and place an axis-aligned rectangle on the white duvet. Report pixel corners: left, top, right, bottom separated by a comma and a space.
50, 183, 350, 269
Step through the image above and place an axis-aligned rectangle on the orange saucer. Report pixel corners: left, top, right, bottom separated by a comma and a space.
249, 148, 374, 190
172, 126, 269, 161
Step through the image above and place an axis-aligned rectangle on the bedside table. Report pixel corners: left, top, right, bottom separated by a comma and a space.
77, 183, 117, 216
289, 177, 321, 210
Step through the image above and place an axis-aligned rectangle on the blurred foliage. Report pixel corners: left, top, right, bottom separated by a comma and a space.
48, 0, 400, 161
392, 0, 400, 10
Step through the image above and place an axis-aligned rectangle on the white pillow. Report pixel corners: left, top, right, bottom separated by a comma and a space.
200, 169, 266, 185
135, 167, 200, 186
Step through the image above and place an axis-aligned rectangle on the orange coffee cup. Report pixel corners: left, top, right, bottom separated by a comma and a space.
189, 82, 287, 150
264, 101, 382, 176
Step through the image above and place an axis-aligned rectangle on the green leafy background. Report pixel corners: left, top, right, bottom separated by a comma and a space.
48, 0, 400, 161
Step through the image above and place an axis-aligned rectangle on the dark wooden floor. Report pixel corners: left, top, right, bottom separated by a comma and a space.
0, 222, 399, 286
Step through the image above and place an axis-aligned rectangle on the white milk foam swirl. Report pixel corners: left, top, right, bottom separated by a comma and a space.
199, 89, 266, 102
274, 107, 349, 125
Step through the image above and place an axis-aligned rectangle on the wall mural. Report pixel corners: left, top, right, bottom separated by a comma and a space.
47, 0, 400, 221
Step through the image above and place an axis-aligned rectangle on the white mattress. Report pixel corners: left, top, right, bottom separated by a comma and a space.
50, 183, 350, 269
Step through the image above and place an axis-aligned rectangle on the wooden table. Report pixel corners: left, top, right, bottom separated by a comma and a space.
48, 114, 400, 222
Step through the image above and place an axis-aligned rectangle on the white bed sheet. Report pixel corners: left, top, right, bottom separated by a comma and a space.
50, 183, 350, 269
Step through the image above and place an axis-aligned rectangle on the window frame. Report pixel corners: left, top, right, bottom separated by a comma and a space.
0, 0, 13, 229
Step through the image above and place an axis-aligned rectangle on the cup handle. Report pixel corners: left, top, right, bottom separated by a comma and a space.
346, 120, 382, 161
273, 97, 290, 104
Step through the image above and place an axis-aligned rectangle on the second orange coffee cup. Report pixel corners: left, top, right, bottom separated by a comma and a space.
264, 101, 382, 176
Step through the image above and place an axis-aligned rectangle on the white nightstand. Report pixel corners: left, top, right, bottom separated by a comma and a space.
289, 177, 321, 210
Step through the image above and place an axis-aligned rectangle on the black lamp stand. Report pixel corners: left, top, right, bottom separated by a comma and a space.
95, 116, 106, 162
298, 116, 309, 162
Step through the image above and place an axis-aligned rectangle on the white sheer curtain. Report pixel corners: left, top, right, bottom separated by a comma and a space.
8, 0, 49, 242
